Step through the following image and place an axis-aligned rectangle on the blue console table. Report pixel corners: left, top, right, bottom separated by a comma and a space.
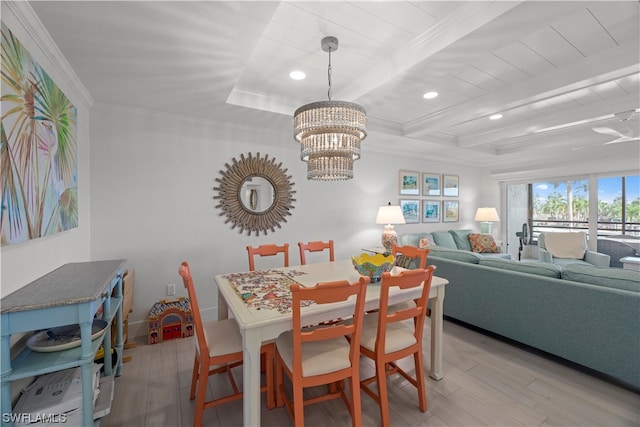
1, 260, 126, 426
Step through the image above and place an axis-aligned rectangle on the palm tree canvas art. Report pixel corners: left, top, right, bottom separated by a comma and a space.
1, 22, 77, 245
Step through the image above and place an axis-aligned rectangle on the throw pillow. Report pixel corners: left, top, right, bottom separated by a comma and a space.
468, 233, 500, 253
395, 255, 414, 269
418, 235, 435, 248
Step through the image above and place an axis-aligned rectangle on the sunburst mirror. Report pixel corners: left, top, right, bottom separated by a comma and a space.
214, 152, 296, 236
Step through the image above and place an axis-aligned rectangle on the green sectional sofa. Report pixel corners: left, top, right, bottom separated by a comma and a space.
399, 229, 511, 262
424, 252, 640, 389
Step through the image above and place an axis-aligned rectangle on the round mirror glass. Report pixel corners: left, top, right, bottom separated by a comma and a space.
239, 175, 275, 213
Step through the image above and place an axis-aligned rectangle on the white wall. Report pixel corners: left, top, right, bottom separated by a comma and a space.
0, 3, 92, 297
89, 104, 488, 337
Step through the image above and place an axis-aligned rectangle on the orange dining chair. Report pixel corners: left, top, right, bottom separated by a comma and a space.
386, 244, 430, 314
275, 277, 369, 427
178, 261, 275, 427
358, 267, 435, 427
391, 243, 429, 269
298, 240, 335, 265
247, 243, 289, 271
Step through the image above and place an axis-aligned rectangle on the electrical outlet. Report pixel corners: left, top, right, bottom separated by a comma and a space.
166, 283, 175, 296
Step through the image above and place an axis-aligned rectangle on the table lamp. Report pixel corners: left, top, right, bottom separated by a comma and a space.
376, 203, 406, 252
475, 207, 500, 234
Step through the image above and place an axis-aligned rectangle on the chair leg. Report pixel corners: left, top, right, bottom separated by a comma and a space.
377, 360, 390, 427
328, 380, 344, 393
348, 375, 362, 427
413, 351, 427, 412
190, 354, 199, 400
193, 361, 208, 427
275, 354, 285, 408
293, 380, 305, 427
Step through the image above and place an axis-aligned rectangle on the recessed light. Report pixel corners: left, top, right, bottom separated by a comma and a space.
423, 91, 438, 99
289, 70, 306, 80
489, 114, 503, 120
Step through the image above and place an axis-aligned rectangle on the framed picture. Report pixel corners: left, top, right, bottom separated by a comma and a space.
422, 173, 441, 196
443, 200, 459, 222
399, 170, 420, 195
443, 174, 459, 197
422, 200, 440, 223
399, 199, 420, 224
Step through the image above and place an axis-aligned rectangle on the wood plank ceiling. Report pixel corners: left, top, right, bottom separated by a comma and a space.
24, 1, 640, 176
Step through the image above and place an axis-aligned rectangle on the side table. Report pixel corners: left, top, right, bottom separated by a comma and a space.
620, 256, 640, 271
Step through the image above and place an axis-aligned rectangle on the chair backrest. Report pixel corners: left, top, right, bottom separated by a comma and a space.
597, 239, 637, 268
376, 267, 435, 352
391, 244, 429, 269
247, 243, 289, 271
539, 232, 587, 259
298, 240, 335, 265
179, 261, 208, 360
290, 277, 369, 376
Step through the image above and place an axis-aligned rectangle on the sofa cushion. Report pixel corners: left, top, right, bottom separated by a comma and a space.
449, 229, 473, 251
398, 233, 429, 247
418, 235, 435, 248
468, 233, 500, 253
480, 253, 512, 259
561, 264, 640, 292
551, 258, 592, 268
428, 247, 482, 264
431, 231, 458, 249
398, 233, 429, 248
479, 258, 562, 278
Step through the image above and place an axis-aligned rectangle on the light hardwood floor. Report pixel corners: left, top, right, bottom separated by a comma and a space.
102, 319, 639, 427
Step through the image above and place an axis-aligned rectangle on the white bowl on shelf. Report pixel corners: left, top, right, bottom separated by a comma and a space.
26, 319, 109, 353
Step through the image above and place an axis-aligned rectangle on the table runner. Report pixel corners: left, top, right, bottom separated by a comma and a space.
222, 269, 311, 314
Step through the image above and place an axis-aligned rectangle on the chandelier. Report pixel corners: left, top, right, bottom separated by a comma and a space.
293, 36, 367, 181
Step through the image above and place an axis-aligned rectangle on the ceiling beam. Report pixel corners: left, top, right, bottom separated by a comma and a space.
456, 93, 640, 148
404, 40, 640, 138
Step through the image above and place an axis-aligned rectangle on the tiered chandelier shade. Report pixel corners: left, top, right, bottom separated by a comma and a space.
293, 37, 367, 181
306, 156, 354, 181
295, 101, 366, 161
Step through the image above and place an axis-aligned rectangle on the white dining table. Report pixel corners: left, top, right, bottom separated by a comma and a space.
215, 259, 448, 427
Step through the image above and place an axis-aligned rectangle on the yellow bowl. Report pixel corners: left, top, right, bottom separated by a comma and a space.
351, 253, 395, 282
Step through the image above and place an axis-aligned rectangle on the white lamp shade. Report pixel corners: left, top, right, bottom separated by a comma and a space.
474, 207, 500, 222
376, 205, 406, 225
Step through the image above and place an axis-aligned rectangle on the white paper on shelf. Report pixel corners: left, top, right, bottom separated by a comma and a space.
12, 364, 102, 427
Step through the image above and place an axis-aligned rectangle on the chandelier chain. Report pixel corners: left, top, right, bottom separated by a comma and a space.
327, 47, 332, 101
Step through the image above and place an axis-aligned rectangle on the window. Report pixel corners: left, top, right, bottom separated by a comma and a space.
505, 174, 639, 260
597, 175, 640, 237
531, 179, 589, 236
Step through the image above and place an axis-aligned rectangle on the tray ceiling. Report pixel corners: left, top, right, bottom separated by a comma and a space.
24, 1, 640, 176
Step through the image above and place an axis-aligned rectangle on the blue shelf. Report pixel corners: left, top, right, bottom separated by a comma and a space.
1, 260, 126, 427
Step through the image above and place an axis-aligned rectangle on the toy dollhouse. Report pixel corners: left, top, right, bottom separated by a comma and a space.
147, 297, 193, 344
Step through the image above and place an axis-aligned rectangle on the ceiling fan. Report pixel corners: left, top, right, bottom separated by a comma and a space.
592, 110, 640, 144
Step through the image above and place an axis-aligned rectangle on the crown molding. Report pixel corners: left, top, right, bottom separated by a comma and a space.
91, 102, 292, 141
4, 1, 94, 109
